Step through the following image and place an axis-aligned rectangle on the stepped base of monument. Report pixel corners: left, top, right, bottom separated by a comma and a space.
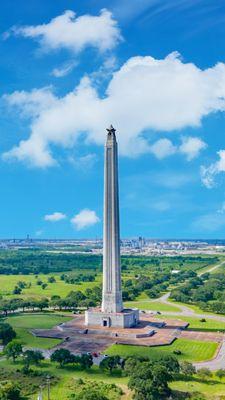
85, 308, 139, 328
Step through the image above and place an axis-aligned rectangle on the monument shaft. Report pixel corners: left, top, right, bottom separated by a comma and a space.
85, 125, 139, 328
102, 127, 123, 313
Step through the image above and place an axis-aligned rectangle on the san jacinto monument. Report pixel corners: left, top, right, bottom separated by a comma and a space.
85, 126, 139, 328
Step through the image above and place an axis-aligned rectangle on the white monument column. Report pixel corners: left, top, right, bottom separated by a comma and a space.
101, 125, 123, 313
85, 125, 139, 328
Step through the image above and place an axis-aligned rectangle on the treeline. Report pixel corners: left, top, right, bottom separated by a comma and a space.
122, 269, 198, 301
170, 272, 225, 314
0, 251, 102, 275
60, 272, 96, 284
0, 250, 218, 276
3, 342, 213, 400
0, 286, 102, 315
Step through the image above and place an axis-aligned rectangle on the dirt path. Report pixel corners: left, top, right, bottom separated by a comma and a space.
198, 259, 225, 276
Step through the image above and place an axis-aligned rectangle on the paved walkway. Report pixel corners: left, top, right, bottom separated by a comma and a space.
149, 259, 225, 322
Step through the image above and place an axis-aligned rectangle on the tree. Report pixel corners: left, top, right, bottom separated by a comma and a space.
156, 355, 179, 375
12, 286, 22, 295
197, 368, 212, 379
23, 350, 44, 369
151, 365, 171, 398
50, 348, 73, 367
36, 298, 49, 311
215, 369, 225, 380
4, 341, 23, 362
0, 323, 16, 345
100, 356, 121, 374
41, 283, 48, 290
80, 354, 93, 369
0, 381, 21, 400
180, 361, 196, 376
128, 361, 171, 400
74, 389, 108, 400
124, 357, 141, 376
48, 276, 56, 283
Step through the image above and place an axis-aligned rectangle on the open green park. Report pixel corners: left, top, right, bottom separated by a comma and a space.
0, 273, 101, 299
4, 313, 72, 348
107, 339, 218, 362
0, 251, 225, 398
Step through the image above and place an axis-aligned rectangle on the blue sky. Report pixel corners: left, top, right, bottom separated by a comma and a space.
0, 0, 225, 239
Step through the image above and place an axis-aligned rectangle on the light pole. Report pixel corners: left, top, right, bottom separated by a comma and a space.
37, 384, 44, 400
46, 375, 51, 400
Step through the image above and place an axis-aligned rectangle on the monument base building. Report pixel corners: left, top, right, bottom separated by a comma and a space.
85, 308, 139, 328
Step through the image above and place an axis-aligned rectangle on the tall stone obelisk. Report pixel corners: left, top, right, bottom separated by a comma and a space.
102, 125, 123, 313
85, 125, 139, 328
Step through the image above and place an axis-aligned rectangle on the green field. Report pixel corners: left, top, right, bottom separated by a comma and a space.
0, 359, 129, 400
154, 314, 225, 331
107, 339, 218, 362
2, 313, 73, 349
170, 377, 225, 399
124, 300, 181, 312
0, 274, 101, 299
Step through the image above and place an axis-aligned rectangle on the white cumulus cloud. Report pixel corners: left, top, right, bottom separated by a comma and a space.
150, 138, 176, 159
3, 52, 225, 167
201, 150, 225, 188
44, 212, 67, 222
9, 9, 121, 54
179, 136, 207, 161
71, 209, 100, 230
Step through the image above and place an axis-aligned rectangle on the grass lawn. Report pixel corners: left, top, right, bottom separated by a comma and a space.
107, 339, 218, 362
0, 274, 101, 299
3, 313, 73, 349
170, 377, 225, 399
124, 300, 181, 312
0, 359, 129, 400
154, 314, 225, 331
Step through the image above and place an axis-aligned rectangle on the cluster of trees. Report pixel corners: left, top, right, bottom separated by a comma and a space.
70, 378, 123, 400
125, 355, 180, 399
122, 269, 199, 301
4, 336, 225, 400
51, 349, 93, 369
4, 340, 44, 369
0, 285, 103, 316
60, 272, 96, 284
51, 286, 102, 310
0, 381, 21, 400
0, 251, 102, 275
0, 249, 217, 276
121, 255, 218, 274
12, 280, 31, 295
12, 276, 58, 295
170, 272, 225, 313
49, 350, 188, 399
0, 297, 49, 315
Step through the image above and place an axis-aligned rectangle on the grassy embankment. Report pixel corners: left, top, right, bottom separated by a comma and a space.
107, 339, 218, 362
2, 356, 225, 400
2, 313, 73, 348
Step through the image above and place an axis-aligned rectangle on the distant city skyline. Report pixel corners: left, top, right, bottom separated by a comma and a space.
0, 0, 225, 238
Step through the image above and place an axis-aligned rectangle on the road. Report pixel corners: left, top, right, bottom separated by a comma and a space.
198, 259, 225, 276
